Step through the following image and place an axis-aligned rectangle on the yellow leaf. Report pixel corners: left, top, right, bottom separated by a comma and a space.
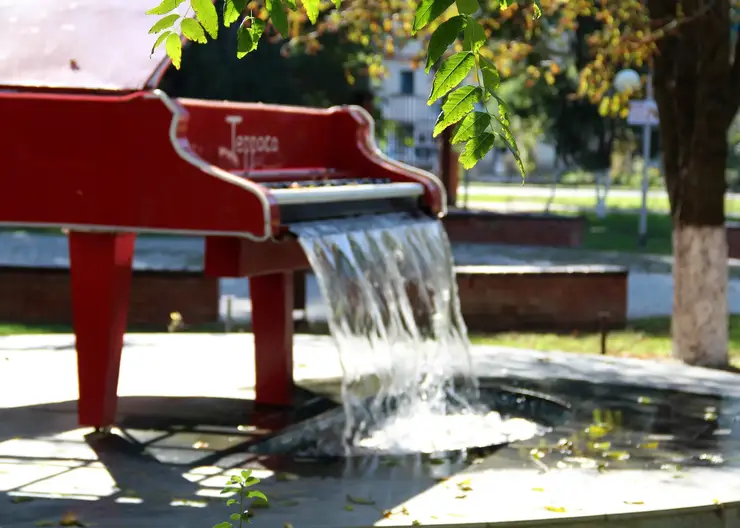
60, 512, 85, 527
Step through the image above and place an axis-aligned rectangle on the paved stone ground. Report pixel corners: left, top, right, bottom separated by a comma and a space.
2, 333, 740, 527
5, 231, 740, 322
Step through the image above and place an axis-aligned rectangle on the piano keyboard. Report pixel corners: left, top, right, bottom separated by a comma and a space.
260, 177, 392, 190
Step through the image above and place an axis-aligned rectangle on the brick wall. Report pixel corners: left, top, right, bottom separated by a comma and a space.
0, 266, 219, 328
456, 265, 628, 333
1, 265, 627, 334
442, 209, 585, 248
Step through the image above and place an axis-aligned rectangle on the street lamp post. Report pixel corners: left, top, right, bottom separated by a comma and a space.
637, 72, 654, 248
615, 68, 656, 248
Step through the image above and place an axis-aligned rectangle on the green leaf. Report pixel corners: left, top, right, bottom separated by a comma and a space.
480, 57, 500, 94
247, 490, 268, 502
236, 25, 254, 58
488, 95, 523, 176
226, 499, 238, 506
433, 85, 481, 136
190, 0, 218, 39
147, 0, 186, 15
413, 0, 455, 34
332, 0, 342, 7
428, 51, 475, 104
220, 486, 241, 494
165, 33, 182, 69
481, 68, 500, 94
212, 523, 233, 528
240, 470, 253, 480
497, 130, 524, 176
230, 513, 241, 521
244, 477, 261, 487
181, 18, 207, 43
284, 0, 297, 8
148, 14, 180, 34
302, 0, 320, 23
247, 18, 266, 46
452, 111, 491, 143
456, 0, 479, 14
462, 18, 485, 53
150, 30, 171, 56
425, 16, 465, 73
223, 0, 247, 27
492, 93, 511, 127
270, 0, 290, 37
460, 132, 495, 169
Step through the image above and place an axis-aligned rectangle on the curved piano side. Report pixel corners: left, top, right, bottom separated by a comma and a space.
149, 90, 280, 240
328, 104, 448, 218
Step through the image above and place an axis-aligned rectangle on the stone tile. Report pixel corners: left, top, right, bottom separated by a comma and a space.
2, 334, 740, 527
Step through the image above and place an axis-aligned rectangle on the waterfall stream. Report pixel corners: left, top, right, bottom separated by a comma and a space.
294, 213, 536, 455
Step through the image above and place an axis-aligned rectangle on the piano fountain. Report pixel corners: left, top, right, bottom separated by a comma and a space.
0, 0, 453, 434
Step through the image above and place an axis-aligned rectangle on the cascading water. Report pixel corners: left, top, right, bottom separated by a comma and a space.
294, 212, 539, 456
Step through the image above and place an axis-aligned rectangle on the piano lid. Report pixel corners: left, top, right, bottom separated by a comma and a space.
0, 0, 188, 91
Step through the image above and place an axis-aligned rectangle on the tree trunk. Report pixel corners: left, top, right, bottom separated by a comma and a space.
648, 0, 733, 367
672, 226, 729, 366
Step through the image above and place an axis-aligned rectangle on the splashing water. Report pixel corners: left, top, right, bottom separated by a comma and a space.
294, 213, 534, 455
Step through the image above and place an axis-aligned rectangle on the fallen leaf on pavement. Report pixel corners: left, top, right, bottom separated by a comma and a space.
59, 512, 86, 526
275, 472, 300, 481
346, 494, 375, 506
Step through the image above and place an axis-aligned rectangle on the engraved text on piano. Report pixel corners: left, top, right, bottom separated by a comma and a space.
218, 114, 280, 170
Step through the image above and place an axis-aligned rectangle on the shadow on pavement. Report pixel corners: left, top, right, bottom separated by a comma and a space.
0, 394, 443, 528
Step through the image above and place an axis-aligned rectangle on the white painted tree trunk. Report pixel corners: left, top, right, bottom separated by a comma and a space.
672, 225, 729, 367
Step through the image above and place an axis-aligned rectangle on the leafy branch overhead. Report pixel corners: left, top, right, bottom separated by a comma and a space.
146, 0, 540, 172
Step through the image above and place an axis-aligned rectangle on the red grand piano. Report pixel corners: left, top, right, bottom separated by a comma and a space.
0, 0, 446, 430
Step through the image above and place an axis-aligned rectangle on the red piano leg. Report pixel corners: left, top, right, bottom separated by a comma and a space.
250, 272, 294, 406
68, 231, 135, 429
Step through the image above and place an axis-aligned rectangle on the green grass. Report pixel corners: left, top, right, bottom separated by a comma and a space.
582, 211, 673, 254
465, 192, 740, 217
4, 317, 740, 368
470, 315, 740, 367
460, 195, 676, 254
0, 322, 227, 336
0, 323, 72, 335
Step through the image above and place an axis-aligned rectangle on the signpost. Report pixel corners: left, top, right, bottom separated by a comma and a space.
626, 73, 657, 248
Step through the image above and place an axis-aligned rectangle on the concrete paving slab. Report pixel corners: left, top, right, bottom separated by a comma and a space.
2, 334, 740, 527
